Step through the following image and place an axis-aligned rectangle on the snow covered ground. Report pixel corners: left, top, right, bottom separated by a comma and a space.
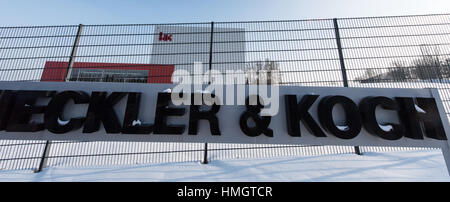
1, 149, 449, 182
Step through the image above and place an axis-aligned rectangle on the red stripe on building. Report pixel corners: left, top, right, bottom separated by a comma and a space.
41, 61, 175, 84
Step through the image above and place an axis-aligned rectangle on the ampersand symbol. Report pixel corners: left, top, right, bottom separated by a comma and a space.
239, 95, 273, 137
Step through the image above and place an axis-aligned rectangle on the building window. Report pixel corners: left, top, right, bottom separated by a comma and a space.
69, 69, 148, 83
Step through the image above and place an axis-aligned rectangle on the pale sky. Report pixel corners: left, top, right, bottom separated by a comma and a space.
0, 0, 449, 26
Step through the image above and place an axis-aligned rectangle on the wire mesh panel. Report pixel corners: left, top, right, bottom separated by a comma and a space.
0, 25, 79, 81
213, 19, 343, 86
337, 14, 450, 122
359, 146, 434, 153
70, 23, 212, 84
0, 140, 45, 170
46, 142, 204, 168
0, 14, 449, 171
208, 144, 357, 161
0, 25, 79, 170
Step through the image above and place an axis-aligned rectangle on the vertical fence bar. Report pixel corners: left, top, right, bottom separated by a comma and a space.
34, 24, 84, 173
334, 19, 349, 88
34, 141, 51, 173
333, 18, 349, 87
333, 18, 361, 155
208, 21, 214, 85
202, 21, 214, 164
203, 143, 209, 164
65, 24, 84, 81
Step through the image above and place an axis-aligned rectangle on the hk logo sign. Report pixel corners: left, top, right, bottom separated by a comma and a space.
159, 32, 173, 42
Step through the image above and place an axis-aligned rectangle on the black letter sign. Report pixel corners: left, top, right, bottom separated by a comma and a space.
44, 91, 90, 134
188, 93, 221, 136
396, 97, 447, 140
359, 97, 405, 140
122, 93, 154, 134
83, 92, 127, 134
240, 95, 273, 137
416, 98, 447, 140
285, 95, 326, 137
0, 91, 16, 130
154, 92, 185, 135
7, 91, 55, 132
318, 96, 362, 139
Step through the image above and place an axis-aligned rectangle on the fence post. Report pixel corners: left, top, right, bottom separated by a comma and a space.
65, 24, 84, 81
208, 21, 214, 85
202, 21, 214, 164
203, 143, 209, 164
34, 24, 84, 173
333, 18, 362, 155
34, 140, 51, 173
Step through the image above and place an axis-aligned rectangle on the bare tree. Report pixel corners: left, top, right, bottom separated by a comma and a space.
355, 68, 377, 83
358, 45, 450, 84
443, 59, 450, 78
390, 61, 410, 81
413, 45, 443, 81
246, 59, 281, 85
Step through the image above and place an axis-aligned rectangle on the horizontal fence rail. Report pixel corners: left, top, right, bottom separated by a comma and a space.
0, 14, 449, 171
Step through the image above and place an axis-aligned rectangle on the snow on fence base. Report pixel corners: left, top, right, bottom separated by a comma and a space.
0, 141, 437, 171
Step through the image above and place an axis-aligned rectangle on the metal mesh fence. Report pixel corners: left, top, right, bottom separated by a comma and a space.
0, 14, 448, 171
